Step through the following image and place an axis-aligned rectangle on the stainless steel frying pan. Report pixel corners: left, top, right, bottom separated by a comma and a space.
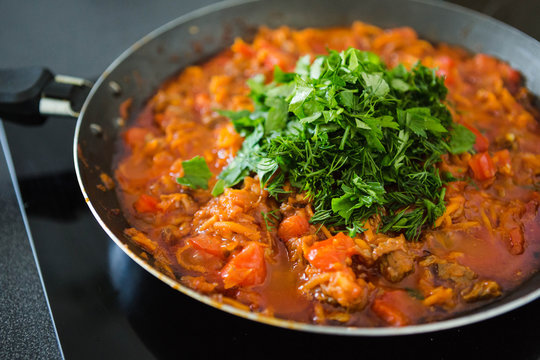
1, 0, 539, 335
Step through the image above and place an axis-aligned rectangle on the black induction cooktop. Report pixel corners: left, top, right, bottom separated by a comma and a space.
1, 1, 540, 359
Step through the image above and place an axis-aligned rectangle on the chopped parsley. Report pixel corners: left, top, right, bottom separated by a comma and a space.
176, 156, 213, 190
211, 48, 475, 240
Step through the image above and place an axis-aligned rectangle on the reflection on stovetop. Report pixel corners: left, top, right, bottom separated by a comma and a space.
18, 171, 87, 221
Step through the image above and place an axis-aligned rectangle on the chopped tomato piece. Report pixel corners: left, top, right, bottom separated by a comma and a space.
434, 55, 455, 86
133, 194, 159, 213
278, 214, 310, 241
221, 242, 266, 289
188, 235, 226, 258
473, 54, 498, 71
260, 43, 294, 72
263, 53, 285, 71
306, 232, 358, 271
124, 127, 150, 149
231, 38, 255, 58
469, 152, 496, 181
372, 296, 410, 327
506, 68, 521, 85
500, 63, 522, 88
462, 123, 489, 152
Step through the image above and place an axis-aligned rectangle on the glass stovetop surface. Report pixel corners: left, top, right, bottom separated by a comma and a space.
1, 1, 540, 358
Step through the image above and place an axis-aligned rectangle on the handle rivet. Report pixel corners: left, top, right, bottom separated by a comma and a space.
108, 81, 122, 96
90, 123, 103, 137
115, 117, 125, 127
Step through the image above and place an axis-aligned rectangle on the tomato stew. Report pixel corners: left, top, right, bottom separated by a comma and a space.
114, 23, 540, 327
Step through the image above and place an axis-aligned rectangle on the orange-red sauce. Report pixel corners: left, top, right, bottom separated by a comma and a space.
114, 23, 540, 327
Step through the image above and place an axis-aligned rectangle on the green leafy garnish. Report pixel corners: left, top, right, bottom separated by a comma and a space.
176, 156, 212, 190
449, 123, 476, 154
405, 288, 425, 300
261, 209, 281, 231
213, 48, 475, 240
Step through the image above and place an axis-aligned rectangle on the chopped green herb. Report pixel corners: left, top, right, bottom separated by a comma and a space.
214, 48, 474, 240
449, 123, 477, 154
176, 156, 213, 190
405, 288, 425, 300
261, 209, 281, 231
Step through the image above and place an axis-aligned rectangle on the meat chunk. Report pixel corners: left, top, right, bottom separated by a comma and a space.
371, 234, 407, 260
378, 250, 415, 283
300, 268, 369, 310
461, 280, 502, 302
421, 255, 476, 288
436, 261, 476, 287
319, 270, 369, 309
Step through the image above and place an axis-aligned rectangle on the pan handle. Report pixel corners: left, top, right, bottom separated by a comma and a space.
0, 67, 93, 125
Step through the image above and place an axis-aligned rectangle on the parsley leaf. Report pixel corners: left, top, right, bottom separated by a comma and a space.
176, 156, 213, 190
449, 123, 477, 154
361, 72, 390, 97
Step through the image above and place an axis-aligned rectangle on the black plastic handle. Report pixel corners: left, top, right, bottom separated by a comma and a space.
0, 67, 54, 125
0, 67, 92, 125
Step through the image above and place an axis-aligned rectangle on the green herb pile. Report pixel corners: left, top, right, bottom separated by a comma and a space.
188, 48, 475, 240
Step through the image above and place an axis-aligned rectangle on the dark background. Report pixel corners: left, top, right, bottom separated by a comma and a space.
1, 0, 539, 359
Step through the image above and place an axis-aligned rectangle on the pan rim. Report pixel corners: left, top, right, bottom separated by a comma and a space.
73, 0, 540, 336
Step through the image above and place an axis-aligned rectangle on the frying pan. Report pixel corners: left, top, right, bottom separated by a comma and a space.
1, 0, 539, 336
